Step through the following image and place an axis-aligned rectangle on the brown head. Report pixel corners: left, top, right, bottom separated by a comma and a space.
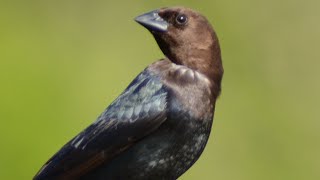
135, 7, 223, 95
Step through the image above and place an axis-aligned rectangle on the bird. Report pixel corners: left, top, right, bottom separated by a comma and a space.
34, 6, 223, 180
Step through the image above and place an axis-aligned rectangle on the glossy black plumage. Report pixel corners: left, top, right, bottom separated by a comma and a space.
34, 6, 223, 180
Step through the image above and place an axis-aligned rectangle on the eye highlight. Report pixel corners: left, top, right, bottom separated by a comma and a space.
175, 14, 188, 25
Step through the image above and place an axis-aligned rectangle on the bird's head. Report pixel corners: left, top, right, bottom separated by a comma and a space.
135, 7, 223, 90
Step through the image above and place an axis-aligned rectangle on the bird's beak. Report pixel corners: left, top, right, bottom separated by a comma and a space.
135, 10, 168, 32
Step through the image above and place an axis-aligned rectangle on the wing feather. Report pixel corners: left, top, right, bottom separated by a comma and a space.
34, 70, 168, 180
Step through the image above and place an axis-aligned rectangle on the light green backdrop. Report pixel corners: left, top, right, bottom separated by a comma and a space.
1, 0, 319, 179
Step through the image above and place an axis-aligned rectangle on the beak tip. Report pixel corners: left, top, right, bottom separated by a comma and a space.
134, 15, 143, 23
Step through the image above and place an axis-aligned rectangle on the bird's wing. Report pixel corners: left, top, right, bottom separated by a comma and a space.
34, 70, 168, 180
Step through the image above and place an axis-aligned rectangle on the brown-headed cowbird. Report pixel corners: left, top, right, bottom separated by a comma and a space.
34, 6, 223, 180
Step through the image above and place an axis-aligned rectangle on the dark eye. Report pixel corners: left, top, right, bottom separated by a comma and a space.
176, 14, 188, 25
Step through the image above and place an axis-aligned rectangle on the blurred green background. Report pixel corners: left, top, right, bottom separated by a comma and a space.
1, 0, 319, 179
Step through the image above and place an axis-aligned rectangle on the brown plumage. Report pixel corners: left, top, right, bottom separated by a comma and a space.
34, 6, 223, 180
153, 7, 223, 97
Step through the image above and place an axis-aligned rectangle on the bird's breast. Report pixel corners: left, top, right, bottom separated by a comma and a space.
143, 60, 216, 177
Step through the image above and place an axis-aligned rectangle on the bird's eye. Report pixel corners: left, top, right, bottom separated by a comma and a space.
175, 14, 188, 25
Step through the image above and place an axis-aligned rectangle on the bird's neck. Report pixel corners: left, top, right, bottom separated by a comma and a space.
167, 42, 223, 97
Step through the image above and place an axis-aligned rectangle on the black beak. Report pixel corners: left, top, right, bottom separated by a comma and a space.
135, 10, 168, 32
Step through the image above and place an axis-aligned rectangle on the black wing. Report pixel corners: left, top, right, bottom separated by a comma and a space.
34, 70, 168, 180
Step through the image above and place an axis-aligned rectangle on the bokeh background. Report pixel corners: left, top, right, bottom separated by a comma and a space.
1, 0, 320, 179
